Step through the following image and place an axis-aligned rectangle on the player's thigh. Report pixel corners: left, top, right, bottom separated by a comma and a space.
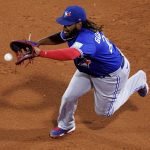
63, 70, 92, 100
92, 71, 129, 116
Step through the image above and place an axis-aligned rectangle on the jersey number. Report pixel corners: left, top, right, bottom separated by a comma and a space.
101, 35, 113, 54
95, 32, 113, 54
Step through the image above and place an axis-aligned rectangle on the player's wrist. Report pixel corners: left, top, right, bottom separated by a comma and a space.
34, 47, 42, 56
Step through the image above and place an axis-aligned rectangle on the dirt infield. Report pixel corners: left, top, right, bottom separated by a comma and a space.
0, 0, 150, 149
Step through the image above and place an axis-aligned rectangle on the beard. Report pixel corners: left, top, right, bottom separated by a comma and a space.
63, 27, 79, 39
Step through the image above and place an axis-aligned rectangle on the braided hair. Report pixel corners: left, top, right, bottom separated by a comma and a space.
82, 19, 103, 32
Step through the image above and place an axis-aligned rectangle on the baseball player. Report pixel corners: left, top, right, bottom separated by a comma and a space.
34, 6, 149, 138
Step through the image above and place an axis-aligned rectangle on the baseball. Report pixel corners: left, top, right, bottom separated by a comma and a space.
4, 53, 13, 61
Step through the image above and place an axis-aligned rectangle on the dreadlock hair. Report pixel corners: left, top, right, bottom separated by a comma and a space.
82, 19, 103, 33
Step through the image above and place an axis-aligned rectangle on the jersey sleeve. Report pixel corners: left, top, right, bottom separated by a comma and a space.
71, 33, 96, 56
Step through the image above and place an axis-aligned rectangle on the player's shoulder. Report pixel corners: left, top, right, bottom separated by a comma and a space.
77, 28, 95, 43
79, 28, 95, 37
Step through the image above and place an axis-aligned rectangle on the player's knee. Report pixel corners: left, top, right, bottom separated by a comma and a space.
95, 110, 105, 116
96, 111, 114, 117
95, 107, 115, 117
95, 108, 106, 116
138, 70, 145, 74
137, 70, 146, 78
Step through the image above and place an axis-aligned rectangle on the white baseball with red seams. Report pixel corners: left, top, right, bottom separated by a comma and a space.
4, 53, 13, 61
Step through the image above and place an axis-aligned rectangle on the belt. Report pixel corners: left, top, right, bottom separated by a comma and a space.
92, 56, 125, 78
98, 56, 125, 78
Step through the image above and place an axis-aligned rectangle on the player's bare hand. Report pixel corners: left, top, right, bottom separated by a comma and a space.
34, 47, 41, 56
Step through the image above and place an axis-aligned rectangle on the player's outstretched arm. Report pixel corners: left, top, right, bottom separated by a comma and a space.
37, 32, 65, 46
34, 47, 81, 61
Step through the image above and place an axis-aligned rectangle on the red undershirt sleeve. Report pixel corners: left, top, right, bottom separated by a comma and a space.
39, 47, 81, 61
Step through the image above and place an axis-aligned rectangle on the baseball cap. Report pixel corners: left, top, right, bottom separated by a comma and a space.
56, 6, 87, 26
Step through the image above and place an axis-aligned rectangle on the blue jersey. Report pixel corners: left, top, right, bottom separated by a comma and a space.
61, 28, 123, 77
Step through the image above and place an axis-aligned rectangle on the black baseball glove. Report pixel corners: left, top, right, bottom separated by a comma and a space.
10, 40, 38, 65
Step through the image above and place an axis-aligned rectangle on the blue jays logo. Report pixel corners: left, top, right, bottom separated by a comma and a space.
78, 58, 91, 68
64, 11, 71, 17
